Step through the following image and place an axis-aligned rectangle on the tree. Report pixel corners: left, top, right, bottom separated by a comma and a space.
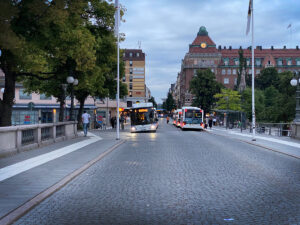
255, 67, 279, 90
214, 89, 241, 111
165, 92, 176, 112
190, 69, 222, 113
148, 96, 158, 109
241, 88, 265, 121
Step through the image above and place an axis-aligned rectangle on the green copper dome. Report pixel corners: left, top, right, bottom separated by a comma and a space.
198, 26, 208, 36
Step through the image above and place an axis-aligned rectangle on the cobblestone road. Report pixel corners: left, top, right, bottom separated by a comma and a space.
15, 120, 300, 225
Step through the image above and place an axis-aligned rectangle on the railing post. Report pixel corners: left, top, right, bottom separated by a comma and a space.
37, 126, 41, 145
53, 124, 57, 141
16, 129, 22, 151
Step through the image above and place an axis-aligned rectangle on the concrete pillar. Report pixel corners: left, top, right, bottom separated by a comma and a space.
37, 127, 41, 145
16, 130, 22, 151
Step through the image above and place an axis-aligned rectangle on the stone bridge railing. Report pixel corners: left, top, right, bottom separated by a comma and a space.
0, 121, 77, 158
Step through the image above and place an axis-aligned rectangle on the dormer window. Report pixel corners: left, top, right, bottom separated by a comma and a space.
296, 59, 300, 66
234, 59, 239, 66
246, 59, 250, 66
137, 53, 140, 57
287, 58, 292, 66
224, 58, 229, 66
129, 52, 133, 57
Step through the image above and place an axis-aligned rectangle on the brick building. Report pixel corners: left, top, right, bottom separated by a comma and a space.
122, 49, 148, 107
174, 26, 300, 107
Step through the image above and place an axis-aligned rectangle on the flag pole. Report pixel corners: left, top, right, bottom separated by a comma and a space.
251, 0, 256, 141
115, 0, 120, 140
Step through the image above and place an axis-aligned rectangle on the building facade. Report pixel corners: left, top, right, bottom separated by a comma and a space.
122, 49, 148, 107
174, 26, 300, 107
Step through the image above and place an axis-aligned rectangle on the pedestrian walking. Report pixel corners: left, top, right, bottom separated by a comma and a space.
166, 116, 170, 124
120, 115, 125, 130
110, 117, 114, 128
208, 117, 213, 129
82, 111, 91, 137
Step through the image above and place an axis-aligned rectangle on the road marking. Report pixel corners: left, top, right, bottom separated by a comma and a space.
211, 128, 300, 148
0, 133, 102, 182
0, 140, 125, 225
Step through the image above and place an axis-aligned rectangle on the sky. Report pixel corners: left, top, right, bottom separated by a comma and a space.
119, 0, 300, 103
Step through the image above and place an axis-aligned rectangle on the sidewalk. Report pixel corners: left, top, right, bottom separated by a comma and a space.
206, 126, 300, 159
0, 130, 122, 221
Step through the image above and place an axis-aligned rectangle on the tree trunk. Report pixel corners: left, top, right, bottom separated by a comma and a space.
58, 94, 65, 122
77, 97, 86, 124
0, 70, 16, 127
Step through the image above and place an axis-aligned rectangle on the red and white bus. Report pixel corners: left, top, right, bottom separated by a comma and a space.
173, 109, 182, 127
180, 107, 204, 130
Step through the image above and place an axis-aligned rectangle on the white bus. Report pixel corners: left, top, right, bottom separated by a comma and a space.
130, 103, 158, 133
173, 109, 182, 127
180, 107, 204, 130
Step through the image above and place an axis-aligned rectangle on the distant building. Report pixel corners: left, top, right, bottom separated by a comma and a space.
175, 26, 300, 107
122, 49, 148, 107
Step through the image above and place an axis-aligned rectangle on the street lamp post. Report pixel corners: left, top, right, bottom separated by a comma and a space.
67, 76, 78, 121
290, 71, 300, 122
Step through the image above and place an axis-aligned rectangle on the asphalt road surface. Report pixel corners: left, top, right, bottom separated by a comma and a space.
14, 119, 300, 225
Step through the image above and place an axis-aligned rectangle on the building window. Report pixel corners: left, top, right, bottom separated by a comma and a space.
249, 69, 252, 74
234, 78, 237, 85
129, 68, 133, 74
227, 69, 231, 75
129, 52, 132, 57
129, 83, 132, 90
297, 60, 300, 66
136, 53, 140, 57
129, 91, 132, 97
19, 89, 32, 100
256, 69, 260, 74
232, 69, 237, 75
224, 58, 229, 66
247, 59, 250, 66
129, 75, 133, 82
287, 59, 292, 66
211, 68, 214, 73
277, 59, 283, 66
222, 69, 226, 75
129, 60, 133, 66
194, 69, 197, 76
235, 59, 239, 66
255, 58, 261, 66
123, 52, 125, 57
122, 76, 126, 82
224, 78, 229, 84
40, 94, 51, 100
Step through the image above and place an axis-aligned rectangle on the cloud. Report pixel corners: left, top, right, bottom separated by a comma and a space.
120, 0, 300, 103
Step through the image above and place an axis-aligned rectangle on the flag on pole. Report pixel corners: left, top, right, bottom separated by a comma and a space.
246, 0, 252, 35
287, 24, 292, 29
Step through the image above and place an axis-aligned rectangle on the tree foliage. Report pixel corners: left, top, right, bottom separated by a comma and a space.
0, 0, 125, 125
148, 96, 158, 109
214, 89, 241, 111
164, 92, 176, 112
190, 69, 222, 113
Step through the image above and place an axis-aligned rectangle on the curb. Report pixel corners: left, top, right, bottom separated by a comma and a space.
206, 130, 300, 160
0, 140, 126, 225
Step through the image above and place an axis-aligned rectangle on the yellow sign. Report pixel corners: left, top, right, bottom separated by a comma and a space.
53, 109, 56, 114
119, 108, 124, 112
138, 109, 148, 112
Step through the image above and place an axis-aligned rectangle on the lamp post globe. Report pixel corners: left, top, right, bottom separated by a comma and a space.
290, 78, 297, 86
67, 76, 74, 84
73, 79, 78, 86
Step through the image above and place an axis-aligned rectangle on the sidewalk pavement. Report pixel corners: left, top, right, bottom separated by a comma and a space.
206, 126, 300, 159
0, 130, 122, 220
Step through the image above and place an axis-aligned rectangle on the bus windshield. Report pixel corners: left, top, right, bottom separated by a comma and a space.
131, 108, 156, 125
185, 109, 203, 123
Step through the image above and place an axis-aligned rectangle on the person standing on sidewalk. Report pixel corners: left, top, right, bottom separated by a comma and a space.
82, 111, 91, 137
208, 117, 213, 129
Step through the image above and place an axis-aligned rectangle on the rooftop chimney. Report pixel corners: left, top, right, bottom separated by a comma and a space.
296, 46, 299, 50
218, 45, 222, 50
229, 46, 232, 50
224, 46, 226, 50
284, 46, 286, 49
271, 46, 274, 50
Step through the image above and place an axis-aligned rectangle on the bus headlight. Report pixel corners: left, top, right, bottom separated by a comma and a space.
131, 127, 136, 132
151, 125, 156, 130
